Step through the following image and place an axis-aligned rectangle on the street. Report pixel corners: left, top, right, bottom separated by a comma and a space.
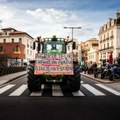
0, 75, 120, 97
0, 75, 120, 120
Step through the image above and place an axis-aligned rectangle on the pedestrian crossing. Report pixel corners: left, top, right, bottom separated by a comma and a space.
0, 83, 120, 97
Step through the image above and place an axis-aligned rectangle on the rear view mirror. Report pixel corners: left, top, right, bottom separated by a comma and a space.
38, 43, 41, 52
73, 42, 76, 49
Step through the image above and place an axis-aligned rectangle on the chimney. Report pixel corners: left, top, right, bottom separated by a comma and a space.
116, 11, 120, 19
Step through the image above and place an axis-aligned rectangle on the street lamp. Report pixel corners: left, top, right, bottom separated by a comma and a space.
63, 27, 81, 42
63, 26, 81, 53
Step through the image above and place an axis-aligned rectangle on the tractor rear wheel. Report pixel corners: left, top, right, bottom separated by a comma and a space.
63, 62, 81, 92
27, 64, 41, 91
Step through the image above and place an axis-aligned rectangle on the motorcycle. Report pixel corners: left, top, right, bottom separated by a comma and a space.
109, 66, 120, 81
101, 64, 112, 79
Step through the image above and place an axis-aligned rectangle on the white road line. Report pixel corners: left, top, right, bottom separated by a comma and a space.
52, 84, 63, 96
30, 84, 45, 96
96, 84, 120, 96
72, 90, 85, 96
82, 84, 106, 96
81, 81, 83, 84
9, 85, 27, 96
0, 84, 15, 94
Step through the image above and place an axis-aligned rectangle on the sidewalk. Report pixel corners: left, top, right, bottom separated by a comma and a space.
81, 72, 120, 92
0, 71, 27, 86
81, 72, 114, 83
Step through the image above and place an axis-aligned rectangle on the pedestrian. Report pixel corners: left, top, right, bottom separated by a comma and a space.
109, 52, 113, 64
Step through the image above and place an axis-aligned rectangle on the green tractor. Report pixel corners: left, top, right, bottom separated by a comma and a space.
27, 36, 81, 92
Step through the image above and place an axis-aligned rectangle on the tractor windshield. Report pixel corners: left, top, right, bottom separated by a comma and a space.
43, 40, 66, 53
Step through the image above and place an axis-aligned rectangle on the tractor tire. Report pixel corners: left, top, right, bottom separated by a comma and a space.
27, 64, 41, 91
63, 62, 81, 92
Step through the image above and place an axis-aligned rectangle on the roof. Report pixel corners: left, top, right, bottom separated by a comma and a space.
9, 31, 33, 39
1, 27, 17, 31
0, 27, 33, 39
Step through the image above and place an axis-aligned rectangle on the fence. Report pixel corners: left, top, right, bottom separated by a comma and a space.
0, 67, 26, 76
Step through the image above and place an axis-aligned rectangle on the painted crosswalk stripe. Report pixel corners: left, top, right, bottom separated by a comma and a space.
72, 90, 85, 96
30, 84, 45, 96
82, 84, 105, 96
81, 81, 83, 84
0, 85, 15, 94
96, 84, 120, 96
52, 84, 63, 96
9, 85, 27, 96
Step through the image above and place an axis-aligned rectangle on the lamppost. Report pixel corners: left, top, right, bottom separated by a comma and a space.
63, 26, 81, 54
63, 27, 81, 42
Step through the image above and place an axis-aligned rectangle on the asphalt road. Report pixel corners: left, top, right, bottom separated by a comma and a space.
0, 75, 120, 120
0, 97, 120, 120
0, 75, 119, 97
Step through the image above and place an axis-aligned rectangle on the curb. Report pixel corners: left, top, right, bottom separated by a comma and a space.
81, 73, 114, 84
0, 72, 27, 86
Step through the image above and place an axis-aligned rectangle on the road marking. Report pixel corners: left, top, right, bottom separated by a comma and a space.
96, 84, 120, 96
0, 84, 15, 94
30, 84, 45, 96
81, 81, 83, 84
82, 84, 105, 96
72, 90, 85, 96
9, 85, 27, 96
52, 84, 63, 96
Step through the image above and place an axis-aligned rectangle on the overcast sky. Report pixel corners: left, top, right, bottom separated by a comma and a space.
0, 0, 120, 42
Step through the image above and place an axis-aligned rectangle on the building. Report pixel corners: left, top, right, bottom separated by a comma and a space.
0, 27, 34, 65
99, 12, 120, 63
79, 38, 99, 65
67, 38, 80, 62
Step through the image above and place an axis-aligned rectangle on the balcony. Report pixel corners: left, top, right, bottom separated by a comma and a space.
110, 35, 114, 39
99, 46, 114, 51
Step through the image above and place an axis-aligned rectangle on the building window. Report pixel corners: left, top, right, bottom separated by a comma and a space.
12, 38, 14, 43
92, 43, 99, 46
27, 49, 29, 54
68, 46, 70, 50
107, 43, 109, 48
3, 39, 6, 43
104, 44, 105, 49
19, 38, 22, 43
76, 46, 78, 50
14, 45, 20, 52
0, 46, 5, 53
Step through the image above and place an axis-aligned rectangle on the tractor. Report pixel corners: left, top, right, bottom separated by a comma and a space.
27, 36, 81, 92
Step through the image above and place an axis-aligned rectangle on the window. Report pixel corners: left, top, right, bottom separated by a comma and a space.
14, 45, 20, 52
107, 43, 109, 48
27, 49, 29, 54
0, 46, 5, 53
76, 46, 78, 50
12, 38, 14, 43
104, 44, 105, 49
3, 39, 6, 43
92, 43, 99, 46
19, 38, 22, 43
68, 46, 70, 50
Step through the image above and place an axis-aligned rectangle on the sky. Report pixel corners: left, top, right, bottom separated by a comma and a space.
0, 0, 120, 42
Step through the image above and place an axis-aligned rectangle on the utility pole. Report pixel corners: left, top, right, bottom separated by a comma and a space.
63, 26, 81, 53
